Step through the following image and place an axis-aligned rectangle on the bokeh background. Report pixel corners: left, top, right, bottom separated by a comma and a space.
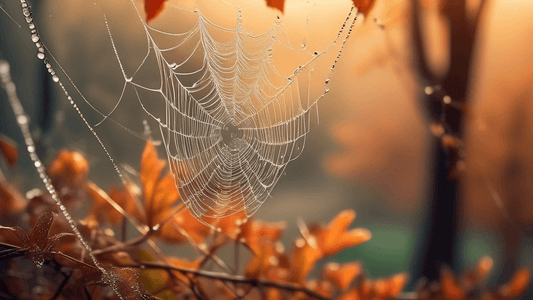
0, 0, 532, 290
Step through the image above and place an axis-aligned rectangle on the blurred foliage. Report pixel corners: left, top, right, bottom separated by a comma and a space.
0, 139, 530, 299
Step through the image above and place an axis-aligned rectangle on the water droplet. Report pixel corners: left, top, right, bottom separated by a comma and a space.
325, 88, 330, 93
443, 95, 451, 104
31, 34, 39, 43
325, 79, 330, 84
37, 53, 45, 60
52, 75, 59, 82
313, 51, 318, 55
17, 115, 28, 124
34, 161, 42, 168
424, 86, 434, 95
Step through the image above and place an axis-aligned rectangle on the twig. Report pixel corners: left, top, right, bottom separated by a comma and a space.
91, 229, 155, 256
50, 270, 72, 300
50, 251, 99, 271
123, 261, 329, 300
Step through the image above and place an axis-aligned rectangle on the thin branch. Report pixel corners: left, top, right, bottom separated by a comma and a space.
50, 251, 100, 271
50, 270, 72, 300
124, 261, 329, 300
91, 229, 155, 256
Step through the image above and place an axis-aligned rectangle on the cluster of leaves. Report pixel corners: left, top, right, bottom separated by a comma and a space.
0, 137, 530, 299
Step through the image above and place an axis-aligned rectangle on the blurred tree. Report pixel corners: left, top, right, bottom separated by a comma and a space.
409, 0, 488, 283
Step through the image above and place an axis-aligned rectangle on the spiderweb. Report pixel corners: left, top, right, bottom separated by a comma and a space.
6, 0, 357, 224
1, 0, 356, 297
97, 0, 358, 221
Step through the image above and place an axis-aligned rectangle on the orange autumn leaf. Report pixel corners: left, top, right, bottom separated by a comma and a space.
245, 238, 279, 279
265, 0, 285, 13
290, 237, 321, 282
441, 266, 467, 300
140, 140, 180, 227
203, 210, 247, 238
87, 181, 140, 225
240, 219, 286, 254
0, 180, 26, 217
373, 273, 409, 298
461, 255, 493, 289
353, 0, 377, 15
498, 268, 531, 298
141, 141, 166, 214
322, 261, 362, 290
309, 209, 372, 257
308, 279, 335, 298
168, 256, 203, 284
385, 273, 409, 298
144, 0, 169, 22
159, 208, 210, 244
47, 150, 89, 189
0, 134, 18, 169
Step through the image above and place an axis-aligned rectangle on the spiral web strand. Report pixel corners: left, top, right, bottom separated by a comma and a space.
98, 1, 359, 222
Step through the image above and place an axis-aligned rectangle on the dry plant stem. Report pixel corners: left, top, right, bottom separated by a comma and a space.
93, 204, 185, 255
91, 228, 156, 256
0, 241, 99, 271
50, 251, 99, 270
124, 261, 329, 300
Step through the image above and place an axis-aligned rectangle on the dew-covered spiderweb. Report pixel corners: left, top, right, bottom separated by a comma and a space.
1, 0, 356, 297
7, 0, 357, 228
95, 0, 357, 222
